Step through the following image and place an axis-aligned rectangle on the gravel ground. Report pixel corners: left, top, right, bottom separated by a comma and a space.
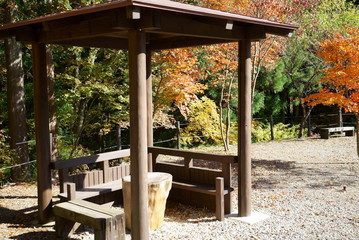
1, 136, 358, 239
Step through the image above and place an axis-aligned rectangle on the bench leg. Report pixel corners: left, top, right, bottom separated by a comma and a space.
66, 182, 76, 201
345, 130, 354, 137
55, 215, 76, 238
94, 220, 114, 240
215, 177, 224, 221
320, 130, 330, 139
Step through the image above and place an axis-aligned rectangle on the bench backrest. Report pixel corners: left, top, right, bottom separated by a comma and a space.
51, 149, 131, 192
149, 146, 236, 187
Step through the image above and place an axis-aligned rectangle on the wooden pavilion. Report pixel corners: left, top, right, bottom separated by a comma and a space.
0, 0, 297, 239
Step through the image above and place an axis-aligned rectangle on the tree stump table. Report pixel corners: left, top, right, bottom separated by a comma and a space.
122, 172, 172, 230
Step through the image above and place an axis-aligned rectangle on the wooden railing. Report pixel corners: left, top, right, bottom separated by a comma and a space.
51, 149, 130, 201
148, 146, 237, 218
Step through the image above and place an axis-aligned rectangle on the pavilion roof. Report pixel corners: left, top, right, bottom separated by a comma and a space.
0, 0, 298, 50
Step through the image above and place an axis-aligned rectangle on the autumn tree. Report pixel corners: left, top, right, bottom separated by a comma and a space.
152, 48, 205, 122
304, 29, 359, 155
199, 43, 237, 151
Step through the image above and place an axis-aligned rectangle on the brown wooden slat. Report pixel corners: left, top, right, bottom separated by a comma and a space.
51, 149, 131, 170
121, 165, 126, 179
98, 171, 104, 185
148, 146, 236, 164
125, 164, 130, 176
172, 181, 232, 195
93, 171, 99, 185
83, 173, 89, 188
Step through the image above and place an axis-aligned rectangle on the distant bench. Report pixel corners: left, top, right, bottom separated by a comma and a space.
319, 126, 355, 139
148, 146, 237, 221
51, 149, 131, 203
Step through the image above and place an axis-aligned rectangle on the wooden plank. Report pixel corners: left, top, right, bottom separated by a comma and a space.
53, 202, 111, 230
83, 173, 89, 188
125, 164, 130, 176
39, 9, 135, 43
144, 11, 248, 41
55, 37, 128, 50
70, 200, 124, 216
94, 171, 99, 186
148, 146, 236, 164
59, 180, 123, 200
172, 181, 232, 195
51, 149, 131, 170
121, 165, 126, 179
99, 171, 104, 185
101, 160, 110, 183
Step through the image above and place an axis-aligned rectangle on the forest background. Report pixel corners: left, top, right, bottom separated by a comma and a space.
0, 0, 358, 182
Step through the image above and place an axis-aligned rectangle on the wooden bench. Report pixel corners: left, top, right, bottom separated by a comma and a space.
148, 146, 237, 221
51, 149, 131, 203
319, 126, 355, 139
53, 199, 125, 240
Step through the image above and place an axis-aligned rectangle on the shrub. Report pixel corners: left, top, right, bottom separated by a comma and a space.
252, 121, 304, 142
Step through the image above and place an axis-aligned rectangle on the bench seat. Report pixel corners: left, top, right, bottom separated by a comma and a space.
172, 181, 234, 195
59, 180, 123, 201
54, 199, 125, 240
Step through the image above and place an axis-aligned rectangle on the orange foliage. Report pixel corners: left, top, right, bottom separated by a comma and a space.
153, 48, 206, 117
304, 29, 359, 113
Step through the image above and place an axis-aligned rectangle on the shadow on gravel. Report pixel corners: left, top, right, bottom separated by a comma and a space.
0, 205, 38, 224
10, 231, 57, 240
253, 159, 296, 170
251, 159, 357, 190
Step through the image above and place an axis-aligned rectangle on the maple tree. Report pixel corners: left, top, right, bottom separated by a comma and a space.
152, 48, 205, 120
304, 29, 359, 155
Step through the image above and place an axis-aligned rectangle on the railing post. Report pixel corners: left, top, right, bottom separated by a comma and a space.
116, 125, 122, 150
176, 121, 181, 149
269, 115, 274, 141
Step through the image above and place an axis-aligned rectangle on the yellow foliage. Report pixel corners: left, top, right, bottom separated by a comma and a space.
180, 97, 222, 146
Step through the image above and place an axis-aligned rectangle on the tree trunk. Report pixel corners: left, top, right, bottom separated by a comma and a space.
298, 105, 313, 138
46, 48, 58, 162
4, 2, 30, 181
219, 81, 228, 151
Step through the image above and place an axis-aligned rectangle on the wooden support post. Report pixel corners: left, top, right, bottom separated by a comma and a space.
32, 43, 53, 223
147, 50, 153, 172
128, 30, 149, 240
215, 177, 224, 221
238, 40, 252, 217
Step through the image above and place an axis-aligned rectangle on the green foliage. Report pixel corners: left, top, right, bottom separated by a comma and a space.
252, 121, 304, 142
180, 97, 222, 146
0, 129, 14, 183
55, 47, 130, 155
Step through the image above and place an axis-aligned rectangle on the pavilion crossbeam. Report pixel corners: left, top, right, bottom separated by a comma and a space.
39, 9, 135, 43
